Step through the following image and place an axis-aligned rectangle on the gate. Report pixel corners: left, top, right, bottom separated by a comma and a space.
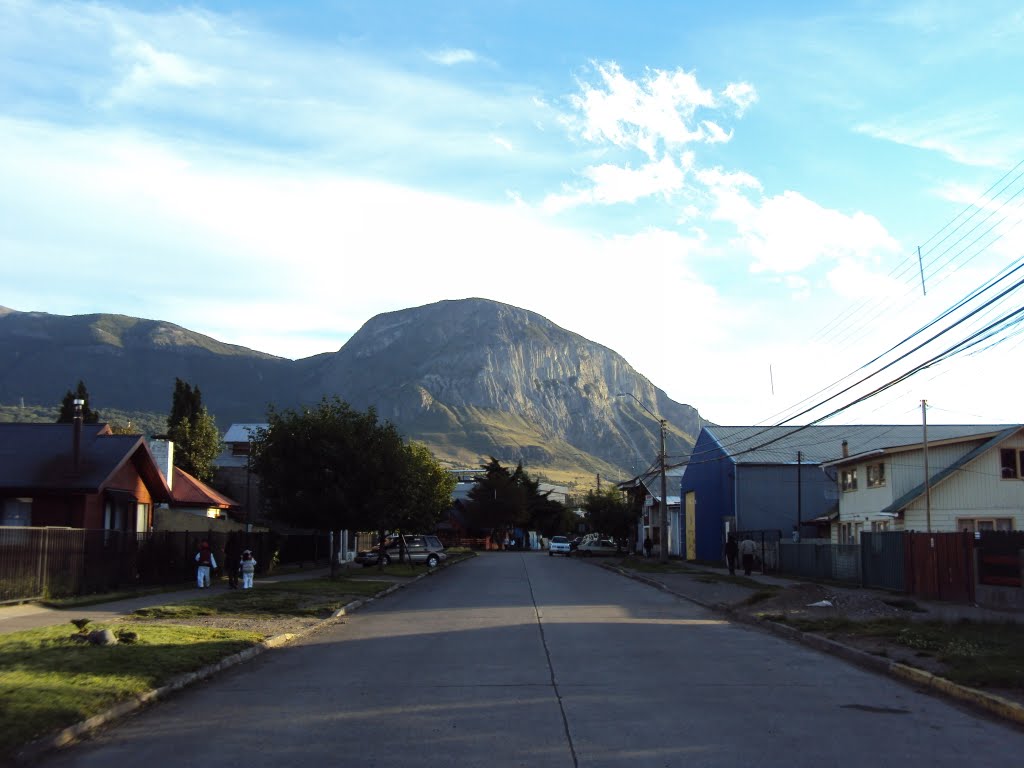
905, 531, 975, 602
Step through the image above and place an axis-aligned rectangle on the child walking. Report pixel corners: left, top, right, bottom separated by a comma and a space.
240, 549, 257, 589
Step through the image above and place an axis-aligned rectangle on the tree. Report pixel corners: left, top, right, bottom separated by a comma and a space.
251, 398, 456, 571
464, 457, 528, 535
582, 487, 635, 544
56, 381, 100, 423
166, 379, 221, 482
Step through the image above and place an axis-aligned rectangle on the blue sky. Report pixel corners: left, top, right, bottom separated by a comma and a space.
3, 0, 1023, 427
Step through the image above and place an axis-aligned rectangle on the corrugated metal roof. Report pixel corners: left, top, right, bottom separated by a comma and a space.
222, 423, 267, 443
704, 424, 1019, 465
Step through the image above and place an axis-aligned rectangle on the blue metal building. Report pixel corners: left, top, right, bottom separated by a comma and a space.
679, 425, 848, 562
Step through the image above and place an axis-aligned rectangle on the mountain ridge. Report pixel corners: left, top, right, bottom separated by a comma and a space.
0, 299, 703, 484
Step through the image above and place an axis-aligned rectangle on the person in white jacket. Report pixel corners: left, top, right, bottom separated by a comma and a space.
240, 550, 257, 589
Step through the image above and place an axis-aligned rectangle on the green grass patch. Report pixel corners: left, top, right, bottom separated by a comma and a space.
0, 622, 261, 760
776, 617, 1024, 690
133, 577, 392, 621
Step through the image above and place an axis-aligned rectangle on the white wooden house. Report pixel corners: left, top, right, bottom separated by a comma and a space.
825, 425, 1024, 541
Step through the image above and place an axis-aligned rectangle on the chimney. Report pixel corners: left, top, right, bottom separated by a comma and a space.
72, 398, 84, 471
842, 439, 849, 458
149, 438, 175, 491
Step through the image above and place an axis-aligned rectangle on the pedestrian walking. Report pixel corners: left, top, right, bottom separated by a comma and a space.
240, 549, 257, 589
739, 536, 757, 576
724, 535, 739, 575
643, 536, 653, 559
224, 532, 241, 590
195, 540, 217, 588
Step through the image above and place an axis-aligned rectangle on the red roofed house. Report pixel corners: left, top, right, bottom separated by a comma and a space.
0, 421, 172, 531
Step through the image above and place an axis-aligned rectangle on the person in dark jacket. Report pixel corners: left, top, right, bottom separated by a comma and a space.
195, 540, 217, 588
724, 535, 739, 575
224, 533, 241, 590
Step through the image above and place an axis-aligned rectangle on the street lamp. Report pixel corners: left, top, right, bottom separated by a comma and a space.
616, 393, 669, 563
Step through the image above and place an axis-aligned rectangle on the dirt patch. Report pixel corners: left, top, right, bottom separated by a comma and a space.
732, 582, 917, 623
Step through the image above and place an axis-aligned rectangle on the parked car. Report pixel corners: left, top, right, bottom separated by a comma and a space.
548, 535, 571, 556
355, 535, 447, 567
575, 538, 621, 557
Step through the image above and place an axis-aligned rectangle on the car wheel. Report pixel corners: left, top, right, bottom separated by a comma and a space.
549, 551, 553, 556
426, 553, 440, 568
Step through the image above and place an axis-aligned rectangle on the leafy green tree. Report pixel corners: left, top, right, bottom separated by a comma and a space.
582, 487, 635, 544
56, 381, 100, 423
464, 457, 528, 535
166, 379, 221, 482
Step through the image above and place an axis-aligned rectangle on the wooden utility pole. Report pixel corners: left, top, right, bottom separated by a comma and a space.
922, 399, 932, 533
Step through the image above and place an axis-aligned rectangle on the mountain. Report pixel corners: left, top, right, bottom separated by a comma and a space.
0, 300, 703, 484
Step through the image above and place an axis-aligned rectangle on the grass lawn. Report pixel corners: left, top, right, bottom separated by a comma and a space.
779, 616, 1024, 690
0, 576, 397, 761
0, 622, 262, 760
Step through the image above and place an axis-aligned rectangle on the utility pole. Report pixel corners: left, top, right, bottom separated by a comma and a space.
658, 418, 668, 563
796, 450, 802, 538
616, 393, 669, 563
922, 399, 932, 533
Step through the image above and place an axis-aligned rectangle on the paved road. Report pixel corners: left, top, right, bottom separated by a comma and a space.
40, 553, 1024, 767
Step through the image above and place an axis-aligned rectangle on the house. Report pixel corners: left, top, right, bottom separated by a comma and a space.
679, 423, 1023, 563
620, 465, 684, 556
824, 424, 1024, 541
0, 422, 171, 531
148, 438, 241, 527
212, 423, 267, 525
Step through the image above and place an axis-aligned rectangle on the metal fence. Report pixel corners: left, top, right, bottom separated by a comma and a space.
778, 541, 861, 584
0, 527, 330, 603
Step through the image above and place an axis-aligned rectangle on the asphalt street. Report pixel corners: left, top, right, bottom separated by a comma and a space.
37, 552, 1024, 767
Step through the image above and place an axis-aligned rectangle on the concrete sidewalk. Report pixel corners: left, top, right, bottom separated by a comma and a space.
0, 568, 334, 635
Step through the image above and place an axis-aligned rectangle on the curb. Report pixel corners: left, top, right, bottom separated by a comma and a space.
605, 563, 1024, 729
13, 563, 448, 764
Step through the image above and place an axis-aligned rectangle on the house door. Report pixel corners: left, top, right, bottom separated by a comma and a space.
685, 491, 697, 561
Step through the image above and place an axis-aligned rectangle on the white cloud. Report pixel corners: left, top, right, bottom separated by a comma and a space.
543, 154, 689, 212
697, 168, 900, 274
721, 82, 757, 116
108, 39, 219, 103
701, 120, 732, 144
492, 135, 514, 152
567, 62, 717, 159
427, 48, 479, 66
856, 112, 1024, 169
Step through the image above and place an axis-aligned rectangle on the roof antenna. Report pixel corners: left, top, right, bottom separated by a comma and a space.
769, 364, 775, 396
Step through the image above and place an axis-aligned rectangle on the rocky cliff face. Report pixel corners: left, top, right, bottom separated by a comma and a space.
298, 299, 701, 474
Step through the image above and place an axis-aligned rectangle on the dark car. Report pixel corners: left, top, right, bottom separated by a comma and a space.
355, 535, 447, 567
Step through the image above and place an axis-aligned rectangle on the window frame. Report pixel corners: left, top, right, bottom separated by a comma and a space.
841, 468, 858, 492
866, 462, 886, 488
1000, 448, 1019, 479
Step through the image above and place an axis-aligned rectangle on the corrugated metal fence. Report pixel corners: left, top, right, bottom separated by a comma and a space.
0, 527, 330, 603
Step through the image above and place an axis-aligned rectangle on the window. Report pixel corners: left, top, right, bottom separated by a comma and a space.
841, 468, 858, 492
866, 462, 886, 488
957, 517, 1014, 534
1000, 449, 1018, 479
838, 522, 860, 545
871, 520, 889, 532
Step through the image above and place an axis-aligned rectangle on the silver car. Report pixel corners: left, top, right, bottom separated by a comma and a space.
356, 535, 448, 567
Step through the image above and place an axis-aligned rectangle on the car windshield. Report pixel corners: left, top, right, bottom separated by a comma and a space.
551, 536, 568, 543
